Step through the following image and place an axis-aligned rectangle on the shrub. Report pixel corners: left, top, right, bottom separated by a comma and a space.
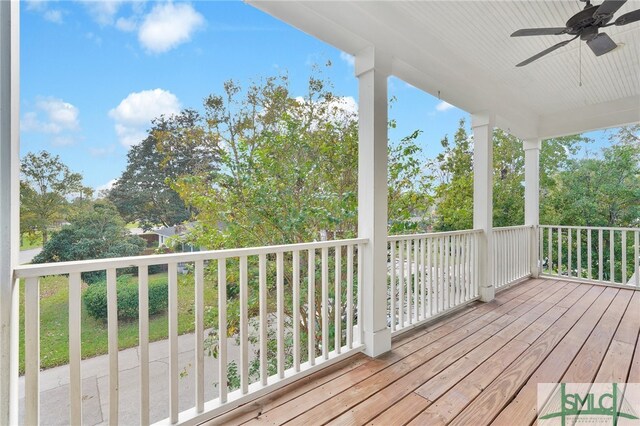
83, 274, 168, 321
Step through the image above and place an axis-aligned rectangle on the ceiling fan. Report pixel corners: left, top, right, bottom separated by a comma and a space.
511, 0, 640, 67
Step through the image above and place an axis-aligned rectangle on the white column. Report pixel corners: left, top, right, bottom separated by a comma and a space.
472, 113, 495, 302
524, 138, 541, 278
0, 1, 20, 424
356, 47, 391, 357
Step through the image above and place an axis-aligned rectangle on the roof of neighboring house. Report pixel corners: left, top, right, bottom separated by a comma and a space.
152, 222, 196, 238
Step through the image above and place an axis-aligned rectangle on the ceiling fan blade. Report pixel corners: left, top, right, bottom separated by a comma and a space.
511, 27, 568, 37
587, 32, 618, 55
516, 37, 577, 67
614, 8, 640, 25
593, 0, 627, 22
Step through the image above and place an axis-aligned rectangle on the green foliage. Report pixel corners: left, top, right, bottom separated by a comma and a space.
429, 120, 590, 231
540, 128, 640, 227
32, 201, 146, 282
429, 120, 474, 230
108, 109, 219, 230
20, 151, 92, 244
83, 274, 168, 321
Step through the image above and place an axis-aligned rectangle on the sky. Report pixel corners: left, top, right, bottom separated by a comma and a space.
21, 0, 612, 192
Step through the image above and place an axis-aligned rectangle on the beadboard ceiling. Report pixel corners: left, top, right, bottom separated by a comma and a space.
248, 1, 640, 140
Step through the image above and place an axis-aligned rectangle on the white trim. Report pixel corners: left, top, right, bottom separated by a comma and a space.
14, 238, 369, 278
390, 297, 481, 337
540, 274, 640, 291
0, 1, 20, 423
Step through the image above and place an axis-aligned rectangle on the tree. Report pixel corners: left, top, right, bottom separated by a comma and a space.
32, 201, 145, 282
20, 151, 90, 244
540, 128, 640, 227
429, 120, 587, 231
108, 109, 220, 230
158, 69, 433, 385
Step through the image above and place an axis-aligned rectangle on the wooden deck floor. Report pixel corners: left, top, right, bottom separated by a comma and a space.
208, 278, 640, 426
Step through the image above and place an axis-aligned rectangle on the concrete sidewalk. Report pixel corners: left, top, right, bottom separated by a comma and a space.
19, 332, 243, 425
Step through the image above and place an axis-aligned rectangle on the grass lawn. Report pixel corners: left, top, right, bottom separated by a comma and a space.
19, 272, 218, 374
20, 233, 43, 251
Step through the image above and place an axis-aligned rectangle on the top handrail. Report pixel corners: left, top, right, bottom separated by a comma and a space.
388, 228, 483, 242
493, 225, 534, 231
540, 224, 640, 232
14, 238, 368, 279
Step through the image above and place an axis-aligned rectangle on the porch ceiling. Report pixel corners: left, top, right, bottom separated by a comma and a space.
248, 0, 640, 140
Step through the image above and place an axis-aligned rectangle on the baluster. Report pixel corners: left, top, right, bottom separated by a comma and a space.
406, 240, 412, 324
587, 228, 593, 280
218, 259, 227, 402
420, 238, 426, 318
557, 228, 562, 277
610, 229, 615, 283
598, 229, 604, 281
358, 243, 364, 344
259, 254, 267, 384
140, 267, 151, 424
335, 246, 342, 354
293, 250, 301, 371
390, 242, 396, 331
398, 240, 404, 327
107, 268, 119, 423
168, 263, 179, 421
277, 252, 285, 378
548, 227, 552, 274
427, 237, 433, 316
622, 231, 627, 285
25, 277, 40, 426
577, 229, 582, 279
444, 236, 450, 308
567, 228, 572, 278
239, 256, 249, 393
346, 245, 354, 349
308, 249, 316, 365
194, 261, 204, 414
69, 272, 82, 425
413, 239, 419, 320
321, 247, 329, 359
635, 232, 639, 287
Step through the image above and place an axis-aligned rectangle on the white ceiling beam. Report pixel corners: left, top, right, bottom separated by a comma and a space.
538, 95, 640, 139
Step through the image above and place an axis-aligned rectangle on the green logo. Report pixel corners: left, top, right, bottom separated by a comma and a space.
538, 383, 639, 425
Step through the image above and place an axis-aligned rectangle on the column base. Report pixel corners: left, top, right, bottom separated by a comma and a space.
363, 327, 391, 357
480, 285, 495, 302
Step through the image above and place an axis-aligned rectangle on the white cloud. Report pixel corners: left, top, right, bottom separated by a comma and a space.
82, 0, 125, 26
22, 97, 80, 134
435, 101, 455, 112
97, 179, 117, 193
89, 145, 116, 157
43, 9, 63, 24
109, 89, 181, 147
116, 16, 138, 32
340, 51, 354, 67
138, 2, 204, 54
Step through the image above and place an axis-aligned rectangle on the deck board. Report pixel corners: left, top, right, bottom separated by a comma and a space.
203, 279, 639, 426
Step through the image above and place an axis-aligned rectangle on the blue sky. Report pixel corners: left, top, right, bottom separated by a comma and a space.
21, 0, 610, 191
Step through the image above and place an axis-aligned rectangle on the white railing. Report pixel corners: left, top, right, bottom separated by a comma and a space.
493, 225, 533, 289
15, 238, 366, 425
387, 229, 482, 334
540, 225, 640, 287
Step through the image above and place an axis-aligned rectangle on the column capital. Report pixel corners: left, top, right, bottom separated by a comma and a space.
523, 138, 542, 151
471, 112, 495, 129
354, 46, 391, 78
